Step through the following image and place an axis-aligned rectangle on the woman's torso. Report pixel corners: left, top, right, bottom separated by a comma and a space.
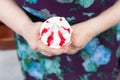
15, 0, 120, 80
17, 0, 116, 23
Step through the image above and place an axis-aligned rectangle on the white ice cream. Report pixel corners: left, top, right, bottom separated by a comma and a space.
40, 17, 72, 48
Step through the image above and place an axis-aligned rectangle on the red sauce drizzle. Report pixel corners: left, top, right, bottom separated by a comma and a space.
58, 30, 66, 46
61, 26, 70, 33
46, 21, 49, 23
41, 28, 49, 36
47, 31, 54, 46
60, 18, 62, 21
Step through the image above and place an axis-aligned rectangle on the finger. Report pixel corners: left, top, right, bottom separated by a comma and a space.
36, 41, 55, 56
40, 51, 53, 57
40, 44, 68, 55
63, 41, 72, 47
59, 41, 72, 53
43, 45, 67, 55
66, 45, 80, 55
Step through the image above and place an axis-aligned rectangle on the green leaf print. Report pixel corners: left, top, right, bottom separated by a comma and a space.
100, 0, 105, 4
26, 0, 37, 4
116, 45, 120, 58
82, 12, 95, 17
99, 26, 117, 45
79, 74, 91, 80
75, 0, 95, 8
56, 0, 73, 3
21, 59, 31, 71
80, 50, 91, 61
41, 57, 63, 80
82, 59, 99, 72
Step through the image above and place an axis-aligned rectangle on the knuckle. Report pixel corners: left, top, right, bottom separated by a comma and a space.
30, 44, 38, 51
47, 55, 53, 57
72, 41, 82, 48
41, 52, 52, 57
56, 52, 62, 55
73, 42, 85, 49
51, 51, 62, 56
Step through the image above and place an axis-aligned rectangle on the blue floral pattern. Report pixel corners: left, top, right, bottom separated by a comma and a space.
15, 0, 119, 80
28, 61, 44, 80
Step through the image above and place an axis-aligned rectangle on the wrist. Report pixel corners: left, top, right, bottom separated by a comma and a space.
20, 21, 34, 37
85, 16, 110, 37
82, 18, 100, 37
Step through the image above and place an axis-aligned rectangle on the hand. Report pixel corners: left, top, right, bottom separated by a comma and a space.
21, 22, 70, 56
67, 21, 96, 54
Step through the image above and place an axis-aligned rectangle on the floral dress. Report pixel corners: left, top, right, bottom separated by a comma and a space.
16, 0, 120, 80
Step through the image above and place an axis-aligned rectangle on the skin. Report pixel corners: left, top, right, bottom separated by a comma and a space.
67, 0, 120, 54
0, 0, 120, 55
0, 0, 70, 56
0, 0, 120, 79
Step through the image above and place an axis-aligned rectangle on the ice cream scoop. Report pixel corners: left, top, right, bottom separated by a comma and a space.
40, 17, 72, 48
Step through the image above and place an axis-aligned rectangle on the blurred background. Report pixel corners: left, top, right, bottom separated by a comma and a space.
0, 21, 23, 80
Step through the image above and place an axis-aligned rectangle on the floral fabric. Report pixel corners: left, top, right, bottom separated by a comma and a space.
15, 0, 120, 80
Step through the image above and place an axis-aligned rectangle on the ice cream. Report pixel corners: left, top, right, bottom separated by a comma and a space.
40, 17, 72, 48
